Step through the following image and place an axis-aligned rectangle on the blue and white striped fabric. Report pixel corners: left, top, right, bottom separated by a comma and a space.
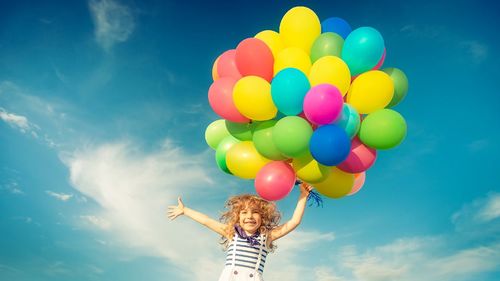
218, 233, 269, 281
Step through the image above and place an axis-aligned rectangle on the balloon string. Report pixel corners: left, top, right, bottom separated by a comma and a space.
294, 180, 323, 208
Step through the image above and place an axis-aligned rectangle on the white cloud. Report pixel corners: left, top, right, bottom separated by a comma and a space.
0, 180, 24, 195
0, 107, 36, 135
460, 40, 488, 63
46, 190, 73, 201
80, 215, 111, 230
476, 193, 500, 222
61, 140, 225, 280
88, 0, 135, 50
452, 192, 500, 235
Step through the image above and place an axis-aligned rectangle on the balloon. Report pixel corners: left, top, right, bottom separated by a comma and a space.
233, 76, 277, 121
292, 151, 330, 183
255, 161, 296, 201
252, 120, 288, 160
255, 30, 284, 59
271, 68, 310, 116
205, 119, 230, 149
382, 68, 409, 107
215, 135, 240, 174
225, 120, 256, 141
313, 167, 354, 199
274, 47, 312, 75
309, 124, 350, 166
217, 49, 242, 79
341, 27, 385, 76
212, 56, 220, 81
226, 141, 271, 179
309, 56, 351, 95
273, 116, 313, 157
208, 77, 250, 123
303, 84, 344, 125
321, 17, 352, 39
235, 38, 274, 82
372, 48, 386, 70
348, 172, 366, 196
337, 137, 377, 173
359, 109, 407, 149
310, 33, 344, 63
333, 103, 360, 139
279, 6, 321, 54
346, 70, 394, 114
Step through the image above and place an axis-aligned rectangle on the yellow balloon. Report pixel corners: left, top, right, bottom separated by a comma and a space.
279, 6, 321, 54
226, 141, 271, 179
292, 152, 330, 183
255, 30, 284, 59
309, 56, 351, 96
313, 167, 354, 199
274, 47, 311, 75
233, 76, 277, 121
212, 56, 219, 81
346, 70, 395, 114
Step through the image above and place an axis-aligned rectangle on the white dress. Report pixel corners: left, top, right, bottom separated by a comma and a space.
217, 233, 269, 281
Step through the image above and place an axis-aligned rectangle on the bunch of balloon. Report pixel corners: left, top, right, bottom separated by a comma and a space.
205, 6, 409, 201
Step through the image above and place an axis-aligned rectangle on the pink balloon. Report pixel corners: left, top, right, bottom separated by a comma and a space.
217, 50, 242, 79
235, 38, 274, 82
208, 77, 249, 123
337, 137, 377, 173
348, 172, 366, 196
372, 48, 386, 70
303, 84, 343, 125
255, 161, 296, 201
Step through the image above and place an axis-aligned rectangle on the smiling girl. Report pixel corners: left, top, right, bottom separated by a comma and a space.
167, 183, 312, 281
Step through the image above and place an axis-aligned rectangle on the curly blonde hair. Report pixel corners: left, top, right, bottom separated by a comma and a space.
219, 194, 281, 251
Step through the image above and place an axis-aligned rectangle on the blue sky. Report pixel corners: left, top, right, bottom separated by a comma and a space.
1, 0, 499, 280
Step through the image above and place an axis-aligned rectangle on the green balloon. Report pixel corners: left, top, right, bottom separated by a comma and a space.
382, 68, 408, 108
310, 32, 344, 63
272, 116, 313, 157
359, 109, 407, 150
205, 119, 230, 150
215, 135, 240, 174
225, 121, 256, 141
252, 120, 288, 160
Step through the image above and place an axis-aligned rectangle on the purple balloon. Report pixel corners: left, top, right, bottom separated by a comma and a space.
303, 84, 344, 125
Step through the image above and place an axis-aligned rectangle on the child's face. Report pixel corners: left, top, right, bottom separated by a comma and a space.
238, 205, 262, 234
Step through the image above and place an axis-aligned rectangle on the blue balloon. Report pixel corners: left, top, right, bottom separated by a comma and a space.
341, 26, 385, 76
271, 68, 310, 116
321, 17, 352, 39
309, 124, 351, 166
333, 103, 360, 139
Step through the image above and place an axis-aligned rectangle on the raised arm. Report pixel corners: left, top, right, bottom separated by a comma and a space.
167, 197, 227, 236
269, 183, 312, 242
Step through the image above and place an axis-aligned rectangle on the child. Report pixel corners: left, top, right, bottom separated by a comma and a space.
167, 182, 313, 281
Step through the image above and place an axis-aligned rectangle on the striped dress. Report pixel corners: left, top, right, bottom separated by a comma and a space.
218, 233, 269, 281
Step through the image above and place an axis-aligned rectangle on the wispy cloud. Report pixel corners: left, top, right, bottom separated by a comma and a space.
61, 139, 225, 280
452, 192, 500, 233
46, 190, 73, 202
460, 40, 488, 63
88, 0, 135, 50
0, 180, 24, 195
0, 107, 38, 136
80, 215, 111, 230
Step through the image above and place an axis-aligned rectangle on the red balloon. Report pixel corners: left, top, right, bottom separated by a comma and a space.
217, 50, 242, 79
208, 77, 249, 123
255, 161, 296, 201
235, 38, 274, 82
337, 137, 377, 173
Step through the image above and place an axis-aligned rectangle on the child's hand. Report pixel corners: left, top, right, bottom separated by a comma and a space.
299, 182, 313, 197
167, 197, 185, 220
